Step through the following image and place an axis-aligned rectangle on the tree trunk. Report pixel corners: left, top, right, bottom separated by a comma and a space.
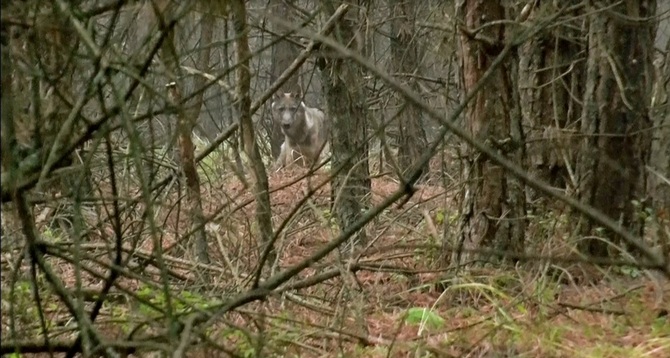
166, 82, 210, 264
575, 0, 656, 258
454, 0, 523, 265
1, 16, 19, 250
267, 0, 300, 159
321, 2, 371, 249
649, 35, 670, 216
230, 0, 275, 263
1, 20, 15, 177
518, 2, 585, 196
388, 0, 429, 181
220, 18, 245, 175
158, 2, 211, 265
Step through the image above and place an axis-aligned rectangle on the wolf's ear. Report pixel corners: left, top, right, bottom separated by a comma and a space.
290, 89, 303, 100
271, 93, 281, 109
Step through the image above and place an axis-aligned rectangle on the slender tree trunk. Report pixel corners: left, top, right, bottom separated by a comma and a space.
1, 20, 15, 177
649, 35, 670, 264
454, 0, 523, 266
649, 36, 670, 215
186, 11, 215, 264
322, 1, 371, 248
230, 0, 275, 263
166, 83, 210, 264
188, 13, 215, 123
388, 0, 429, 181
158, 2, 210, 264
267, 0, 300, 159
220, 19, 245, 174
575, 0, 656, 258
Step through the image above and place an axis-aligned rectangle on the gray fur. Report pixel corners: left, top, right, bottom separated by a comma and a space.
271, 93, 329, 170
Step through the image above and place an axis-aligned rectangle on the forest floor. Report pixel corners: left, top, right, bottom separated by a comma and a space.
1, 163, 669, 358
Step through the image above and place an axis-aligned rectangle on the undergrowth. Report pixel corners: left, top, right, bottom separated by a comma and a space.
1, 166, 668, 358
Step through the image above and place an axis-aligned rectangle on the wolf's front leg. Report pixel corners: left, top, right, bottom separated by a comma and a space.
272, 142, 289, 171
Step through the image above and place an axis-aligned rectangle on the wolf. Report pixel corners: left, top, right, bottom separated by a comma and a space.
271, 92, 329, 170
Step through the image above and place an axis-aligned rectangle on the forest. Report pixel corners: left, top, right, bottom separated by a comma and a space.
1, 0, 669, 357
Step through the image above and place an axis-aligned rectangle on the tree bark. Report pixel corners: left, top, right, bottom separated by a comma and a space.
230, 0, 275, 263
576, 0, 656, 258
454, 0, 523, 265
322, 1, 371, 248
518, 2, 585, 195
649, 35, 670, 215
388, 0, 429, 181
158, 2, 211, 264
1, 19, 15, 177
